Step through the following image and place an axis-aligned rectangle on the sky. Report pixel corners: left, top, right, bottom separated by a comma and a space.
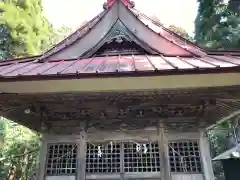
43, 0, 198, 36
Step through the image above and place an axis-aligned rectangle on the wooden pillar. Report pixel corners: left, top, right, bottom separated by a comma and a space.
120, 143, 124, 180
157, 121, 172, 180
36, 135, 47, 180
199, 130, 215, 180
77, 123, 87, 180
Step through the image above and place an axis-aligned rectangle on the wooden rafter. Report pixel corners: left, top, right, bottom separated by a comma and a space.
1, 86, 240, 134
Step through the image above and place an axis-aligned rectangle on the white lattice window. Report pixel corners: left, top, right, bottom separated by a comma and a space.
86, 141, 160, 174
86, 142, 121, 173
168, 141, 202, 173
123, 142, 160, 172
45, 143, 77, 176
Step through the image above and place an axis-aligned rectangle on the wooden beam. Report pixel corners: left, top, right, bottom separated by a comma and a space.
157, 121, 172, 180
77, 122, 87, 180
36, 136, 47, 180
199, 130, 215, 180
0, 73, 240, 94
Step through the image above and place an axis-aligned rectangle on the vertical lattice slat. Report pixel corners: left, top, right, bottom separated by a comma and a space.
123, 141, 160, 172
168, 141, 202, 173
86, 142, 121, 173
46, 143, 77, 176
45, 140, 204, 176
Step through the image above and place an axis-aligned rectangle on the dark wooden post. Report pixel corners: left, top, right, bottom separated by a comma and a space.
199, 130, 214, 180
77, 122, 87, 180
36, 136, 47, 180
158, 121, 172, 180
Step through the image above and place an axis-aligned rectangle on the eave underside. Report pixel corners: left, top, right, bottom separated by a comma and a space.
1, 86, 240, 134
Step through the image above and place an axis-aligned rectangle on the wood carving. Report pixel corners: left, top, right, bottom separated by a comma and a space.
0, 86, 239, 134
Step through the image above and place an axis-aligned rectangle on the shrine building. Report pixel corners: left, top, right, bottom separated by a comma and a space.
0, 0, 240, 180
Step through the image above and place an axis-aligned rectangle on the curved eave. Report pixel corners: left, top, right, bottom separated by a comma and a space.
0, 54, 239, 85
3, 1, 207, 63
0, 65, 239, 82
129, 8, 206, 56
81, 19, 160, 58
39, 10, 109, 61
37, 0, 196, 61
117, 1, 193, 56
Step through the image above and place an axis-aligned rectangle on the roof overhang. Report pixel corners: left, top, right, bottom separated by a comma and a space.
1, 83, 240, 134
0, 53, 240, 93
0, 72, 239, 94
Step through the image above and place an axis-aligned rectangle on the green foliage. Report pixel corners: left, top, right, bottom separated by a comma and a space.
0, 2, 73, 176
207, 118, 240, 180
53, 26, 73, 44
44, 26, 73, 52
0, 24, 11, 60
150, 15, 193, 41
195, 3, 240, 178
0, 117, 40, 180
168, 25, 194, 41
208, 121, 237, 157
195, 0, 240, 49
0, 0, 54, 59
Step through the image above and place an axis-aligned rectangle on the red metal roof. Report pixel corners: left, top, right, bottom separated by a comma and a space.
36, 0, 205, 61
130, 8, 205, 57
1, 0, 239, 80
38, 10, 107, 61
0, 55, 239, 80
106, 0, 134, 8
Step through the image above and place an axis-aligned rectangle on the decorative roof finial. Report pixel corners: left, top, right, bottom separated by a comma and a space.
103, 0, 135, 10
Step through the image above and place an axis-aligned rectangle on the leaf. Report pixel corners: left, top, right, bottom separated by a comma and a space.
195, 0, 240, 49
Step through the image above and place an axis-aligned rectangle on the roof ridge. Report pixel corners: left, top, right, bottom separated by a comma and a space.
104, 0, 135, 9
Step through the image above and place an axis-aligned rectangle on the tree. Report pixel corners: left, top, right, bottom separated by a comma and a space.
195, 0, 240, 49
0, 24, 11, 60
168, 25, 193, 41
207, 118, 239, 180
228, 0, 240, 12
0, 118, 40, 180
47, 26, 73, 49
0, 0, 54, 59
0, 1, 56, 179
